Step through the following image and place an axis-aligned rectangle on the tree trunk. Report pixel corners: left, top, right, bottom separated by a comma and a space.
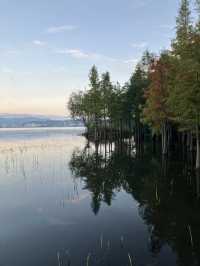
152, 134, 156, 153
189, 132, 193, 152
196, 170, 200, 199
196, 124, 200, 170
162, 122, 168, 155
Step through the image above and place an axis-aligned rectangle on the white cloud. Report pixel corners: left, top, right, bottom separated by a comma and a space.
130, 41, 148, 49
56, 48, 117, 62
47, 25, 77, 33
33, 40, 46, 46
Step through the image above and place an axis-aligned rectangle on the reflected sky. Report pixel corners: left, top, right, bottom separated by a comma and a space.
0, 128, 195, 266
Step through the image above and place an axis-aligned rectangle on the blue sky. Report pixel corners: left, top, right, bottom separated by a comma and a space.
0, 0, 193, 115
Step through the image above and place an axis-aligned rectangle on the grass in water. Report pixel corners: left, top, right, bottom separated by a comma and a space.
128, 253, 133, 266
100, 234, 103, 249
56, 237, 136, 266
188, 224, 194, 248
65, 250, 71, 266
107, 240, 111, 249
57, 252, 61, 266
86, 253, 91, 266
120, 236, 124, 248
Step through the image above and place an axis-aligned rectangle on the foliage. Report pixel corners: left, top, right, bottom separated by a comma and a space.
143, 52, 172, 133
68, 0, 200, 167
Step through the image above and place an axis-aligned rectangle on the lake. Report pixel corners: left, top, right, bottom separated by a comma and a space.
0, 127, 199, 266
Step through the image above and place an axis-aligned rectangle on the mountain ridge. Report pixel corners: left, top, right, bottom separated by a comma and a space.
0, 114, 83, 128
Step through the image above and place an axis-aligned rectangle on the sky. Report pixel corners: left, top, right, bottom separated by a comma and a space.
0, 0, 192, 116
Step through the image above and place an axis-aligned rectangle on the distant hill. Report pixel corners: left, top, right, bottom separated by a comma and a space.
0, 114, 83, 128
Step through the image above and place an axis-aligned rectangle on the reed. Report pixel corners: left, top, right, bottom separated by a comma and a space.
100, 234, 103, 249
120, 236, 124, 248
65, 250, 71, 266
86, 253, 91, 266
128, 253, 133, 266
107, 240, 111, 249
188, 224, 194, 248
57, 252, 61, 266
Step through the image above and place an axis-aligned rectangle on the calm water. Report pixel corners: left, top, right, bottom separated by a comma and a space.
0, 127, 199, 266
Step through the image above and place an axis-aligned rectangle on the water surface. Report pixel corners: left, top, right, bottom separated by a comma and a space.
0, 127, 199, 266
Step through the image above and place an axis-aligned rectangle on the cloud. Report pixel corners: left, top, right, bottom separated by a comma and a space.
130, 41, 148, 49
56, 48, 117, 62
56, 48, 139, 74
33, 40, 46, 46
47, 25, 77, 33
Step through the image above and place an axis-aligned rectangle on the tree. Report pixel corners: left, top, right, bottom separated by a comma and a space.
124, 52, 153, 146
169, 0, 200, 168
173, 0, 192, 57
67, 0, 200, 169
143, 52, 173, 155
196, 0, 200, 31
110, 82, 125, 121
68, 91, 85, 121
100, 71, 113, 120
88, 65, 102, 123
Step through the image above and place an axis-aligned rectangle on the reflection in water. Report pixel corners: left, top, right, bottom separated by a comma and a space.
70, 139, 200, 266
0, 128, 200, 266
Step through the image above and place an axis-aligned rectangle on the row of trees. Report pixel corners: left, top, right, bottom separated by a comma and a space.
143, 0, 200, 168
68, 66, 126, 126
68, 53, 152, 144
68, 0, 200, 169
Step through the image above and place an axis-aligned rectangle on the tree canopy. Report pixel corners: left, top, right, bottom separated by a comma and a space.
68, 0, 200, 169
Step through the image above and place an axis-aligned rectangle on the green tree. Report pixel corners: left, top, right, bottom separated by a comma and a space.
88, 65, 102, 123
100, 71, 113, 120
124, 52, 153, 146
169, 0, 200, 168
173, 0, 192, 57
68, 91, 88, 122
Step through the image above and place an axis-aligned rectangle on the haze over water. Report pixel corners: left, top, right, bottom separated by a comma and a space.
0, 127, 199, 266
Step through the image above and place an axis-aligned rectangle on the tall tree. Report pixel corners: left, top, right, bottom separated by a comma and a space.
88, 65, 102, 124
169, 0, 200, 168
124, 52, 153, 146
100, 72, 113, 120
196, 0, 200, 32
173, 0, 192, 57
143, 52, 173, 155
68, 91, 83, 119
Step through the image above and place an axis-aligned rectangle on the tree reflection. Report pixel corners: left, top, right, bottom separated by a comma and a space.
69, 140, 200, 266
